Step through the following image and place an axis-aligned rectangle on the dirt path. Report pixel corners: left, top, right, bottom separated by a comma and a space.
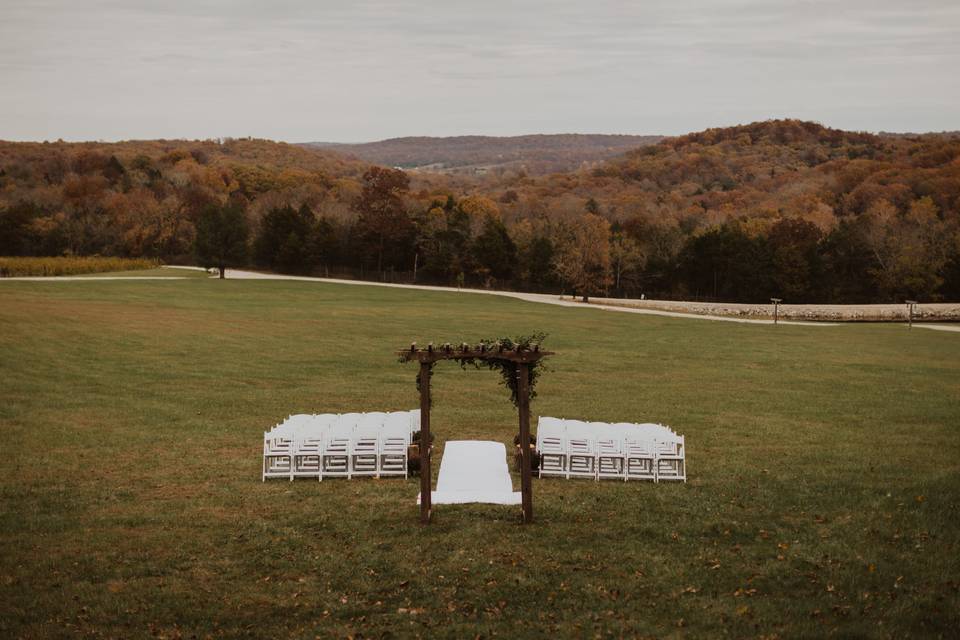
5, 266, 954, 332
587, 295, 960, 323
221, 270, 956, 331
222, 269, 836, 326
912, 324, 960, 333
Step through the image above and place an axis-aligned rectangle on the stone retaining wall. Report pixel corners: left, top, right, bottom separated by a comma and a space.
577, 297, 960, 322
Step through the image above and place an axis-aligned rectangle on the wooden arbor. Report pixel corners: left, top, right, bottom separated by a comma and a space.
397, 342, 553, 524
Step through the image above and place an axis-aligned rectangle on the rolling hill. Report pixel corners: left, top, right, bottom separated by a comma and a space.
301, 133, 663, 175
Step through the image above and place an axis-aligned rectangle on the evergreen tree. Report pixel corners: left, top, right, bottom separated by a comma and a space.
678, 225, 773, 302
195, 203, 248, 279
255, 204, 314, 273
471, 215, 517, 285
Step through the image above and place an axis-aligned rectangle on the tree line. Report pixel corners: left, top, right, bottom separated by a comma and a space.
193, 165, 960, 302
2, 121, 959, 302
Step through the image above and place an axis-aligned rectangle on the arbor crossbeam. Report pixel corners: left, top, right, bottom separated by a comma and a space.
396, 342, 553, 364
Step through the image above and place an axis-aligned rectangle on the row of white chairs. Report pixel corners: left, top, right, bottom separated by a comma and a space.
262, 410, 420, 481
536, 417, 686, 482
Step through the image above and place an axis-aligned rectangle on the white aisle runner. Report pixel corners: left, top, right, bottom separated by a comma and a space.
417, 440, 521, 505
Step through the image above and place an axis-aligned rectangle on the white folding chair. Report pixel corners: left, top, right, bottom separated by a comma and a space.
322, 416, 357, 479
262, 414, 310, 481
291, 414, 336, 480
594, 423, 626, 480
536, 416, 567, 478
654, 434, 686, 482
263, 429, 293, 481
565, 421, 596, 479
379, 415, 411, 478
351, 413, 383, 477
623, 430, 656, 482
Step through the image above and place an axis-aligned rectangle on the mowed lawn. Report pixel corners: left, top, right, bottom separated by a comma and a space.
0, 279, 958, 639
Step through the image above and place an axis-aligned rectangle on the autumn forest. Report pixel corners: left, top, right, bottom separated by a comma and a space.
2, 119, 959, 302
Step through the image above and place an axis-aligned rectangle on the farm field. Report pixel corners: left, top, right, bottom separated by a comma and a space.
0, 278, 958, 638
0, 257, 160, 278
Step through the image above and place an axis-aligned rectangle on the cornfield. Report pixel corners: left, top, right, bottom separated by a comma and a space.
0, 256, 160, 277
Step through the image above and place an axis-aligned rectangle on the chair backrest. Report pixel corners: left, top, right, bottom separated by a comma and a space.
356, 412, 385, 436
337, 413, 362, 430
380, 421, 410, 446
325, 421, 353, 448
269, 415, 308, 438
537, 427, 565, 453
592, 423, 624, 452
383, 412, 411, 433
295, 429, 324, 451
654, 433, 684, 455
639, 422, 675, 437
624, 433, 655, 453
566, 421, 595, 452
538, 416, 564, 431
299, 413, 336, 436
588, 421, 614, 434
536, 416, 565, 445
408, 409, 421, 434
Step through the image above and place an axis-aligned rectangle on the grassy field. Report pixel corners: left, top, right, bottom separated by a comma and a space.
0, 278, 958, 638
82, 267, 213, 279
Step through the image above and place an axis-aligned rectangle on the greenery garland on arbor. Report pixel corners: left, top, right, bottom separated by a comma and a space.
405, 332, 548, 408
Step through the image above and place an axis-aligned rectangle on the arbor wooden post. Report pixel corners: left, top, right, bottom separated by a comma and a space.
419, 361, 432, 524
517, 362, 533, 523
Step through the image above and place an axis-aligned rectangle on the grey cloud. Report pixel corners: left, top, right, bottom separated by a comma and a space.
0, 0, 957, 141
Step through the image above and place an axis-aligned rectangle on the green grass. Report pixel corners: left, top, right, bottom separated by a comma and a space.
83, 266, 212, 278
0, 279, 958, 638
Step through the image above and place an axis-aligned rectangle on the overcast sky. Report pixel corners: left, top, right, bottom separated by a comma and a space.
1, 0, 958, 142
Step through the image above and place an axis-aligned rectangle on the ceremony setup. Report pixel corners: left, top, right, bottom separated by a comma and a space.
261, 335, 688, 524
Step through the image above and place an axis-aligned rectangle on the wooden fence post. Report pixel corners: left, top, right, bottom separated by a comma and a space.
419, 361, 432, 524
517, 362, 533, 523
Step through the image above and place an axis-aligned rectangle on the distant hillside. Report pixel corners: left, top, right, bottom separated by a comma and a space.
0, 137, 368, 179
301, 134, 663, 175
3, 120, 959, 302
